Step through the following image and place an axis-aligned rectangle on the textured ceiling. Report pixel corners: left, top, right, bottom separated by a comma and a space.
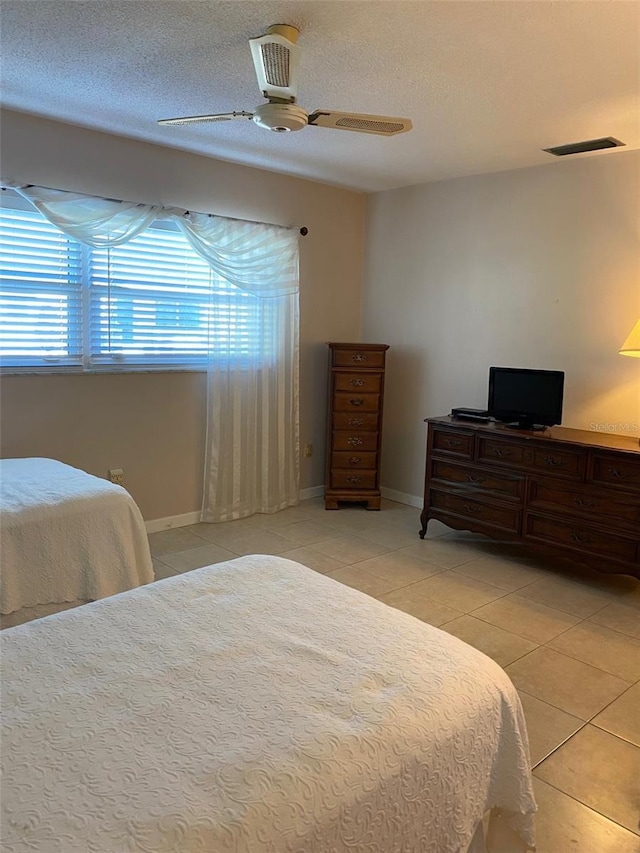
1, 1, 638, 192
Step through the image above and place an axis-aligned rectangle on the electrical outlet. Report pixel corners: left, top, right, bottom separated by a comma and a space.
304, 443, 313, 458
108, 468, 124, 486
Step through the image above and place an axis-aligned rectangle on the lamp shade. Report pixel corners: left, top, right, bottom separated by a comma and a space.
619, 318, 640, 357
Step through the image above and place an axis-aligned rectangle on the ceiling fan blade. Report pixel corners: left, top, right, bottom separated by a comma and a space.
249, 25, 301, 102
158, 111, 253, 126
307, 110, 412, 136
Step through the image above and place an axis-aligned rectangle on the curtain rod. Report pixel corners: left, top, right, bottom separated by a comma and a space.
1, 183, 309, 235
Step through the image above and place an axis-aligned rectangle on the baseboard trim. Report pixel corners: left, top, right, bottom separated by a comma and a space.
145, 511, 201, 534
146, 486, 327, 532
299, 485, 325, 501
380, 487, 422, 508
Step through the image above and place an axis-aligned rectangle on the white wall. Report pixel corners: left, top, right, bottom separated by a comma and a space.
362, 151, 640, 500
0, 110, 365, 519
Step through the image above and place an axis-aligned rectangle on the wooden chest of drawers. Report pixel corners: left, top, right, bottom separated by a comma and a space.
421, 417, 640, 578
325, 343, 389, 511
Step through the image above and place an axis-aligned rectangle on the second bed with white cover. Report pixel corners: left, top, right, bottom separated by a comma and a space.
0, 457, 154, 617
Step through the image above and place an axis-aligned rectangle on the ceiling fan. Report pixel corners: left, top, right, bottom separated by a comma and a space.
158, 24, 412, 137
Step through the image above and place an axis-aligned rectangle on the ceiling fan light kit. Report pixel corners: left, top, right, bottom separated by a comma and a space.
253, 103, 307, 133
158, 24, 412, 138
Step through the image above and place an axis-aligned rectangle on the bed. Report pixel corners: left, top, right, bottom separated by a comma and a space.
1, 555, 536, 852
0, 457, 154, 619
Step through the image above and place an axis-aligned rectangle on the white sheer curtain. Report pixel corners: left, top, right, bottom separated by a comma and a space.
8, 183, 300, 522
181, 212, 299, 522
202, 284, 299, 522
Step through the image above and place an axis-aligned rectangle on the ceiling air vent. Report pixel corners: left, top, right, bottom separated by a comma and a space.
543, 137, 625, 157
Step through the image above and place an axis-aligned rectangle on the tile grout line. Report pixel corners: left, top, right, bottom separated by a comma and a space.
506, 643, 635, 691
530, 726, 584, 770
537, 631, 640, 683
581, 614, 640, 643
516, 688, 585, 724
534, 775, 640, 838
468, 608, 580, 645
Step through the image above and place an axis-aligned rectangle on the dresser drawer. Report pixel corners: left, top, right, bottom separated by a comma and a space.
528, 478, 640, 529
431, 427, 473, 459
431, 459, 524, 501
430, 489, 521, 533
334, 373, 382, 393
477, 437, 585, 480
331, 469, 377, 490
332, 431, 379, 451
525, 514, 638, 564
590, 453, 640, 493
331, 451, 377, 469
333, 392, 380, 412
332, 348, 386, 369
333, 412, 379, 431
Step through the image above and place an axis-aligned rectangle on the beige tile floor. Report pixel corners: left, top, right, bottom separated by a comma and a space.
151, 497, 640, 850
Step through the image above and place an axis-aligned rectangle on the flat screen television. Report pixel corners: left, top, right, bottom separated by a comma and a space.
488, 367, 564, 429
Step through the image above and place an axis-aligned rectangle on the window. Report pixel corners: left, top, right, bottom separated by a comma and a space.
0, 200, 257, 372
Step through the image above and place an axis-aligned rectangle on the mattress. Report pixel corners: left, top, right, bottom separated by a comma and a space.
0, 457, 154, 614
1, 555, 536, 852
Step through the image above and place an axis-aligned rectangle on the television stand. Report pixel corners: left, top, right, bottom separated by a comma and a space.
420, 416, 640, 578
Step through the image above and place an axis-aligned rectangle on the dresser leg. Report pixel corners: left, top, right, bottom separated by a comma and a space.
365, 498, 381, 511
419, 507, 429, 539
325, 498, 340, 510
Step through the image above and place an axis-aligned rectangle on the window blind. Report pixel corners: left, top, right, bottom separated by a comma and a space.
0, 207, 83, 369
89, 227, 214, 369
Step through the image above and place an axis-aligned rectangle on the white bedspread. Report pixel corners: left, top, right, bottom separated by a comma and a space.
0, 457, 154, 614
1, 556, 536, 853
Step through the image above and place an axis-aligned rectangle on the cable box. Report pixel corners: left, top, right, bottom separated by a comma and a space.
451, 407, 491, 422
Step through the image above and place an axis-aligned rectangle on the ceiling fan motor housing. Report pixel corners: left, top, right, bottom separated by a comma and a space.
253, 103, 308, 132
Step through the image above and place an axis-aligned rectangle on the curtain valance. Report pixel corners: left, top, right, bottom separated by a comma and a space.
6, 183, 299, 298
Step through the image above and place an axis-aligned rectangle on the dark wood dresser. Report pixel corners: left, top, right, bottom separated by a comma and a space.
421, 416, 640, 578
325, 343, 389, 511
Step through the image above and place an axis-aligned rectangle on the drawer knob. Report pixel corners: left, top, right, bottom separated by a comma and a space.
346, 475, 362, 484
350, 378, 365, 387
463, 503, 482, 514
348, 456, 362, 464
347, 437, 363, 446
443, 438, 463, 448
570, 531, 589, 545
545, 455, 564, 467
573, 496, 597, 509
350, 398, 365, 406
493, 447, 513, 457
607, 466, 628, 479
348, 418, 364, 426
466, 474, 485, 484
352, 352, 368, 362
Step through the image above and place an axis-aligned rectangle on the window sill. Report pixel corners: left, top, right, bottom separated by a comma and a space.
0, 366, 208, 376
